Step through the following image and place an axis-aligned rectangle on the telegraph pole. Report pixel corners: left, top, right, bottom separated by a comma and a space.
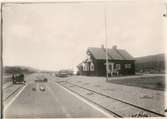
104, 5, 109, 81
1, 3, 3, 119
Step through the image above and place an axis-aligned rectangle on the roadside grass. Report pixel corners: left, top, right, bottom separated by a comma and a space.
107, 76, 165, 91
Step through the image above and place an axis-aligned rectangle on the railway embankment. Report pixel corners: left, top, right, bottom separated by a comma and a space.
54, 75, 165, 117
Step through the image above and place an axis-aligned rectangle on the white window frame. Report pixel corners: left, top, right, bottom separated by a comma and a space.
115, 64, 121, 70
90, 62, 94, 71
82, 63, 87, 71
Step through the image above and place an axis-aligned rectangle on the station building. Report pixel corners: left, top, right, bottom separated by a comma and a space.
77, 45, 135, 76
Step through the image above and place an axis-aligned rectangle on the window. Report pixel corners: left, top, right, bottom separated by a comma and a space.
125, 64, 131, 69
82, 63, 87, 71
115, 64, 121, 70
90, 62, 94, 71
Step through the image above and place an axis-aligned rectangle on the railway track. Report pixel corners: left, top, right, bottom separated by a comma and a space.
57, 81, 165, 117
3, 85, 24, 102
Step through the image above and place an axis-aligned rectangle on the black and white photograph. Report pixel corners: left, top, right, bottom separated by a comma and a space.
1, 0, 166, 118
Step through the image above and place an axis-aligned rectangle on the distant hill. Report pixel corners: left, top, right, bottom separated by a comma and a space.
3, 66, 38, 74
135, 53, 165, 73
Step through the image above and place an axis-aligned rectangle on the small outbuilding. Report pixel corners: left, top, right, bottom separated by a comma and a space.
77, 45, 135, 76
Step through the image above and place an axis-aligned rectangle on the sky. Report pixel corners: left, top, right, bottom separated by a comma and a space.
2, 1, 166, 71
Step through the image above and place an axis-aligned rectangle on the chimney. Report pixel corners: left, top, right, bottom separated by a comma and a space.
101, 44, 105, 49
112, 45, 117, 50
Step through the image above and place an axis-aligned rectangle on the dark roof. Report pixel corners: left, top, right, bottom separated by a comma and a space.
87, 47, 134, 60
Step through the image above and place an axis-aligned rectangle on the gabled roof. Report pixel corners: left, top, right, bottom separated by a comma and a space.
87, 47, 134, 60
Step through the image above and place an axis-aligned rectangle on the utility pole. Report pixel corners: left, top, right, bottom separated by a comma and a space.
1, 3, 3, 119
104, 5, 109, 81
